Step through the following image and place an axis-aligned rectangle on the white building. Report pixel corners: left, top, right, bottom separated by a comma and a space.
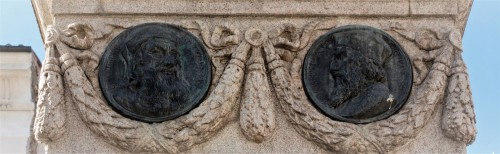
0, 45, 42, 153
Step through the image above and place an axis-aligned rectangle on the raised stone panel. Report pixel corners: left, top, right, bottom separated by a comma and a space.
31, 0, 475, 153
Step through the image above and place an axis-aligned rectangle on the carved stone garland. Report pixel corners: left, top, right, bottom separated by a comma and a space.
265, 22, 477, 153
34, 22, 249, 153
34, 20, 476, 153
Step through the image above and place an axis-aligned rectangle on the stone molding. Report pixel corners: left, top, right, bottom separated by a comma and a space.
32, 0, 472, 44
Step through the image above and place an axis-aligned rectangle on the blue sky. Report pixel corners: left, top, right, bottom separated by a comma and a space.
462, 0, 500, 153
0, 0, 498, 153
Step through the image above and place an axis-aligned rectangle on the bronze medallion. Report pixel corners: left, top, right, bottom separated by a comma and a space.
303, 25, 412, 123
99, 23, 211, 123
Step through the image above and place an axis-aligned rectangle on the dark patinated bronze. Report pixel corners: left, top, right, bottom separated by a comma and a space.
303, 25, 412, 124
99, 23, 211, 123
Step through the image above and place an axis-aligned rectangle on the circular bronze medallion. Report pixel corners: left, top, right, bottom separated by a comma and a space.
99, 23, 211, 123
303, 25, 412, 124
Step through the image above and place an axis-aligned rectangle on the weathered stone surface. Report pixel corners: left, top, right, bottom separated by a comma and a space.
410, 0, 458, 15
31, 0, 476, 153
51, 0, 411, 16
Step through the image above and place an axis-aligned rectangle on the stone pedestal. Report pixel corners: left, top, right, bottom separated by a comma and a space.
32, 0, 476, 153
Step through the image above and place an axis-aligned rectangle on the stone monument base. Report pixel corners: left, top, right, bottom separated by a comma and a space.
32, 0, 476, 153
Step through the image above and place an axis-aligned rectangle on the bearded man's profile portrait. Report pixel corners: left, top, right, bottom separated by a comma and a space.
112, 37, 190, 118
326, 33, 394, 119
303, 25, 413, 123
99, 23, 212, 123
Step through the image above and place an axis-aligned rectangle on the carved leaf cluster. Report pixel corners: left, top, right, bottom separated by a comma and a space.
441, 44, 477, 145
240, 48, 276, 143
34, 56, 66, 143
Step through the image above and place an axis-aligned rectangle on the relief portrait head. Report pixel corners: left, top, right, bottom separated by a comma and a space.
303, 25, 412, 123
326, 32, 394, 119
99, 23, 212, 123
115, 37, 190, 118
